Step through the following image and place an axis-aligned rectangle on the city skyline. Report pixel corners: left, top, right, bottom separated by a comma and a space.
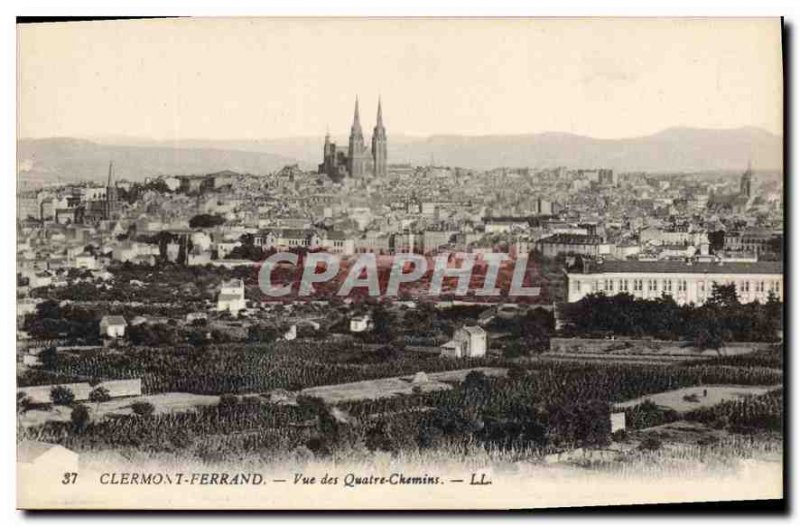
18, 18, 782, 141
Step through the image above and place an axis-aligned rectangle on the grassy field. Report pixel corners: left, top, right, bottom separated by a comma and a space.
300, 367, 507, 404
18, 392, 221, 427
614, 385, 774, 413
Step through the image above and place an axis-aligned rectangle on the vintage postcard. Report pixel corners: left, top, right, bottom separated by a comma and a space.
16, 17, 784, 510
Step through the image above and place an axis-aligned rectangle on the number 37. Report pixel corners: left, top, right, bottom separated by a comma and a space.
61, 472, 78, 485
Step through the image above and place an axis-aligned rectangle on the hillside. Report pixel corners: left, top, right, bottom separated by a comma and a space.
17, 138, 300, 186
18, 126, 782, 186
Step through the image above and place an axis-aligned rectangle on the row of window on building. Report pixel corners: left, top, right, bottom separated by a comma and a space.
574, 278, 782, 296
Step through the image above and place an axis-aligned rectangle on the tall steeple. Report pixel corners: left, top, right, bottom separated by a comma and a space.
348, 95, 368, 178
740, 159, 753, 198
106, 160, 114, 187
371, 96, 388, 178
105, 161, 117, 220
351, 96, 363, 137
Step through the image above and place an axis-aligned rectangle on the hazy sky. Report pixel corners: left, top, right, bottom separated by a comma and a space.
18, 18, 783, 140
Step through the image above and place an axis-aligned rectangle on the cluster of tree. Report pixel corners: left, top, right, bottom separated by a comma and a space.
561, 284, 782, 345
623, 399, 681, 430
221, 234, 272, 261
188, 214, 225, 229
488, 308, 555, 358
127, 323, 180, 347
24, 300, 100, 342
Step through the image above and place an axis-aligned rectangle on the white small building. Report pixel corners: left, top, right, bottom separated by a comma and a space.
610, 412, 626, 433
216, 241, 241, 259
350, 315, 372, 333
28, 271, 53, 289
164, 177, 181, 192
441, 325, 487, 358
99, 315, 127, 338
22, 353, 42, 367
217, 279, 246, 314
72, 254, 98, 270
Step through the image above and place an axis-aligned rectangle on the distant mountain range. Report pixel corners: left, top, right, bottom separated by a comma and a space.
17, 138, 297, 186
18, 126, 782, 186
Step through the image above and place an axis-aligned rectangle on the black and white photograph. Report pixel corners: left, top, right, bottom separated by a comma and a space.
13, 16, 785, 510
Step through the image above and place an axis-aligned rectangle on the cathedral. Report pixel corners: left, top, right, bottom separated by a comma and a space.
319, 97, 387, 180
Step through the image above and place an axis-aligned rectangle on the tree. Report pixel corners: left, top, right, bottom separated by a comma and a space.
464, 370, 490, 392
17, 392, 31, 414
186, 329, 209, 347
131, 401, 155, 416
189, 214, 225, 229
639, 436, 663, 451
706, 283, 739, 309
128, 323, 176, 346
707, 231, 725, 252
370, 305, 394, 343
50, 386, 75, 406
375, 344, 402, 362
507, 363, 528, 380
39, 346, 58, 369
503, 341, 527, 359
88, 386, 111, 404
70, 404, 90, 431
695, 327, 724, 353
365, 421, 396, 452
218, 394, 239, 409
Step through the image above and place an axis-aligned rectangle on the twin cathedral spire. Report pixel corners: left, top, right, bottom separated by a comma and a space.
319, 96, 387, 180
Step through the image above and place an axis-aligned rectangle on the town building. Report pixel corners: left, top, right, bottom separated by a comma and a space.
566, 259, 783, 305
536, 233, 612, 258
724, 228, 782, 256
441, 325, 487, 358
99, 315, 127, 338
350, 314, 372, 333
217, 279, 246, 314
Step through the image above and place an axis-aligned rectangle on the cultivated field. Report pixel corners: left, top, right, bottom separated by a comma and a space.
18, 392, 221, 427
615, 385, 774, 413
300, 367, 507, 404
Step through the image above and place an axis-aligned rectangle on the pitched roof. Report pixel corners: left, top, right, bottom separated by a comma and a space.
461, 325, 486, 336
100, 315, 126, 326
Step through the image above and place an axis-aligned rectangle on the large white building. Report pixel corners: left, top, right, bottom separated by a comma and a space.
566, 260, 783, 305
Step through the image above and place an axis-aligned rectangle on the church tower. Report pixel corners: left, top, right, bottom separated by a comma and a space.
104, 161, 117, 220
347, 96, 369, 178
371, 97, 388, 178
740, 160, 753, 199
